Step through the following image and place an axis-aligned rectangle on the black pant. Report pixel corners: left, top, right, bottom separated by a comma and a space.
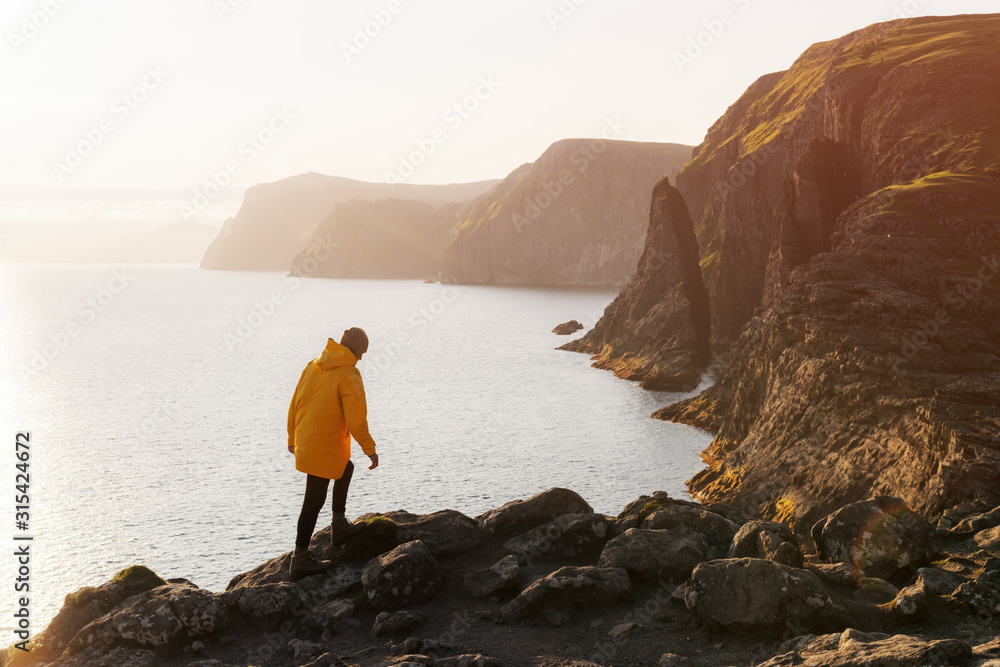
295, 460, 354, 550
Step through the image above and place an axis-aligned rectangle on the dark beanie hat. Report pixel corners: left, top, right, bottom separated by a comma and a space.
340, 327, 369, 356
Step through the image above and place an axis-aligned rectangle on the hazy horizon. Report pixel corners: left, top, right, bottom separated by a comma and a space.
4, 2, 999, 261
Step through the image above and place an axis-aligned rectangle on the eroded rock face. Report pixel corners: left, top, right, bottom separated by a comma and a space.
33, 566, 167, 659
361, 540, 442, 610
685, 558, 846, 636
811, 498, 935, 582
664, 176, 1000, 530
651, 16, 1000, 528
66, 584, 226, 655
500, 566, 631, 622
477, 488, 593, 538
560, 177, 711, 391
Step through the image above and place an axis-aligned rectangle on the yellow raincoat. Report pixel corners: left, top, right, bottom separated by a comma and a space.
287, 339, 376, 479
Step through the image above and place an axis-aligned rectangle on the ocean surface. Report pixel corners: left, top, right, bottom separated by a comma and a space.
0, 264, 714, 631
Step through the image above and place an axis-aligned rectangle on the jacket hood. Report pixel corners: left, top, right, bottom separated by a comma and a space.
315, 338, 358, 370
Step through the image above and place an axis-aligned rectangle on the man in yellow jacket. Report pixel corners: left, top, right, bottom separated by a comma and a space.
287, 327, 379, 579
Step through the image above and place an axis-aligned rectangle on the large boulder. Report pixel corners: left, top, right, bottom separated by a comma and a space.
889, 579, 931, 623
501, 566, 631, 622
65, 584, 226, 655
811, 497, 935, 582
728, 520, 804, 568
642, 504, 740, 551
477, 488, 593, 537
32, 565, 168, 660
685, 558, 846, 636
951, 580, 1000, 617
757, 630, 972, 667
219, 582, 310, 629
361, 540, 442, 610
598, 528, 707, 582
395, 510, 482, 557
504, 513, 609, 563
553, 320, 584, 335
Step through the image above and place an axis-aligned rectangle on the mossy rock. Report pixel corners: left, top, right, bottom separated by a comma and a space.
65, 564, 166, 610
638, 499, 671, 522
331, 516, 400, 563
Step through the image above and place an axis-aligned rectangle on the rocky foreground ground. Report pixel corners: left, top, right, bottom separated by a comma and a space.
4, 488, 1000, 667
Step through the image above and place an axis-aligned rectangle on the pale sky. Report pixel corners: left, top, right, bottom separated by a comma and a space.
1, 1, 997, 226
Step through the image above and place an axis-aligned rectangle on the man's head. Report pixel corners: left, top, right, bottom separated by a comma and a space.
340, 327, 369, 360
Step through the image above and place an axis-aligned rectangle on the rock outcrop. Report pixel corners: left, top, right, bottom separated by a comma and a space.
684, 558, 847, 636
199, 173, 498, 271
441, 139, 693, 287
559, 177, 711, 390
12, 490, 1000, 667
651, 15, 1000, 527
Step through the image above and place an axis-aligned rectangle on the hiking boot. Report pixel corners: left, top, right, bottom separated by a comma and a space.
290, 550, 331, 580
331, 517, 367, 547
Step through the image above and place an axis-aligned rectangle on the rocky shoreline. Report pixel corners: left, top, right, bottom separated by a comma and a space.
6, 488, 1000, 667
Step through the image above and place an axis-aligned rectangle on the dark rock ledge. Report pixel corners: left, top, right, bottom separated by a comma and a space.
5, 488, 1000, 667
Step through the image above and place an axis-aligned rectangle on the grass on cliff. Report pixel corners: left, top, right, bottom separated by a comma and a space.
683, 16, 1000, 179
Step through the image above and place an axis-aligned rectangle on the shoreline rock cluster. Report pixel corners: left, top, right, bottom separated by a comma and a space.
5, 487, 1000, 667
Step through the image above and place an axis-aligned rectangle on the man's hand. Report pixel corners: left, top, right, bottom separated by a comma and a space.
288, 444, 294, 454
368, 453, 379, 470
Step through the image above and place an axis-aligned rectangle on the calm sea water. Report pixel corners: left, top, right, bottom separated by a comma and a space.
0, 264, 712, 631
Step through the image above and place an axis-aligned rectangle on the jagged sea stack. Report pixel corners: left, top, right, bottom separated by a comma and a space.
560, 177, 710, 391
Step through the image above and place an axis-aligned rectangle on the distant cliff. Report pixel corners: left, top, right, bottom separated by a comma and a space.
573, 14, 1000, 528
289, 198, 457, 279
440, 140, 693, 286
199, 173, 499, 271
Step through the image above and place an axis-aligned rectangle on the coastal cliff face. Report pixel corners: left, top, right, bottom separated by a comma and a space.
676, 14, 1000, 345
661, 174, 1000, 530
440, 139, 693, 287
200, 174, 498, 271
649, 15, 1000, 529
559, 178, 711, 391
288, 198, 457, 279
